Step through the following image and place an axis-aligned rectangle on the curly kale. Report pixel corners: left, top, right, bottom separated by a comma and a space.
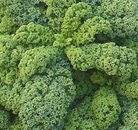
0, 106, 10, 129
0, 0, 48, 34
91, 87, 121, 129
96, 0, 138, 41
64, 96, 97, 130
0, 23, 54, 84
66, 43, 136, 81
45, 0, 76, 32
72, 70, 95, 99
0, 1, 137, 130
19, 56, 76, 130
123, 101, 138, 129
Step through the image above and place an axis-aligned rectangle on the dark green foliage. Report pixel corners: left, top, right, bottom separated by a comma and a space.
0, 0, 48, 34
123, 101, 138, 129
10, 117, 25, 130
90, 71, 113, 86
95, 0, 138, 41
0, 106, 10, 129
19, 56, 76, 130
64, 96, 97, 130
78, 0, 100, 4
0, 1, 137, 130
72, 70, 95, 99
45, 0, 76, 32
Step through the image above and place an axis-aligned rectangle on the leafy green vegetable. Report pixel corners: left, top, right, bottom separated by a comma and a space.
0, 0, 137, 130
